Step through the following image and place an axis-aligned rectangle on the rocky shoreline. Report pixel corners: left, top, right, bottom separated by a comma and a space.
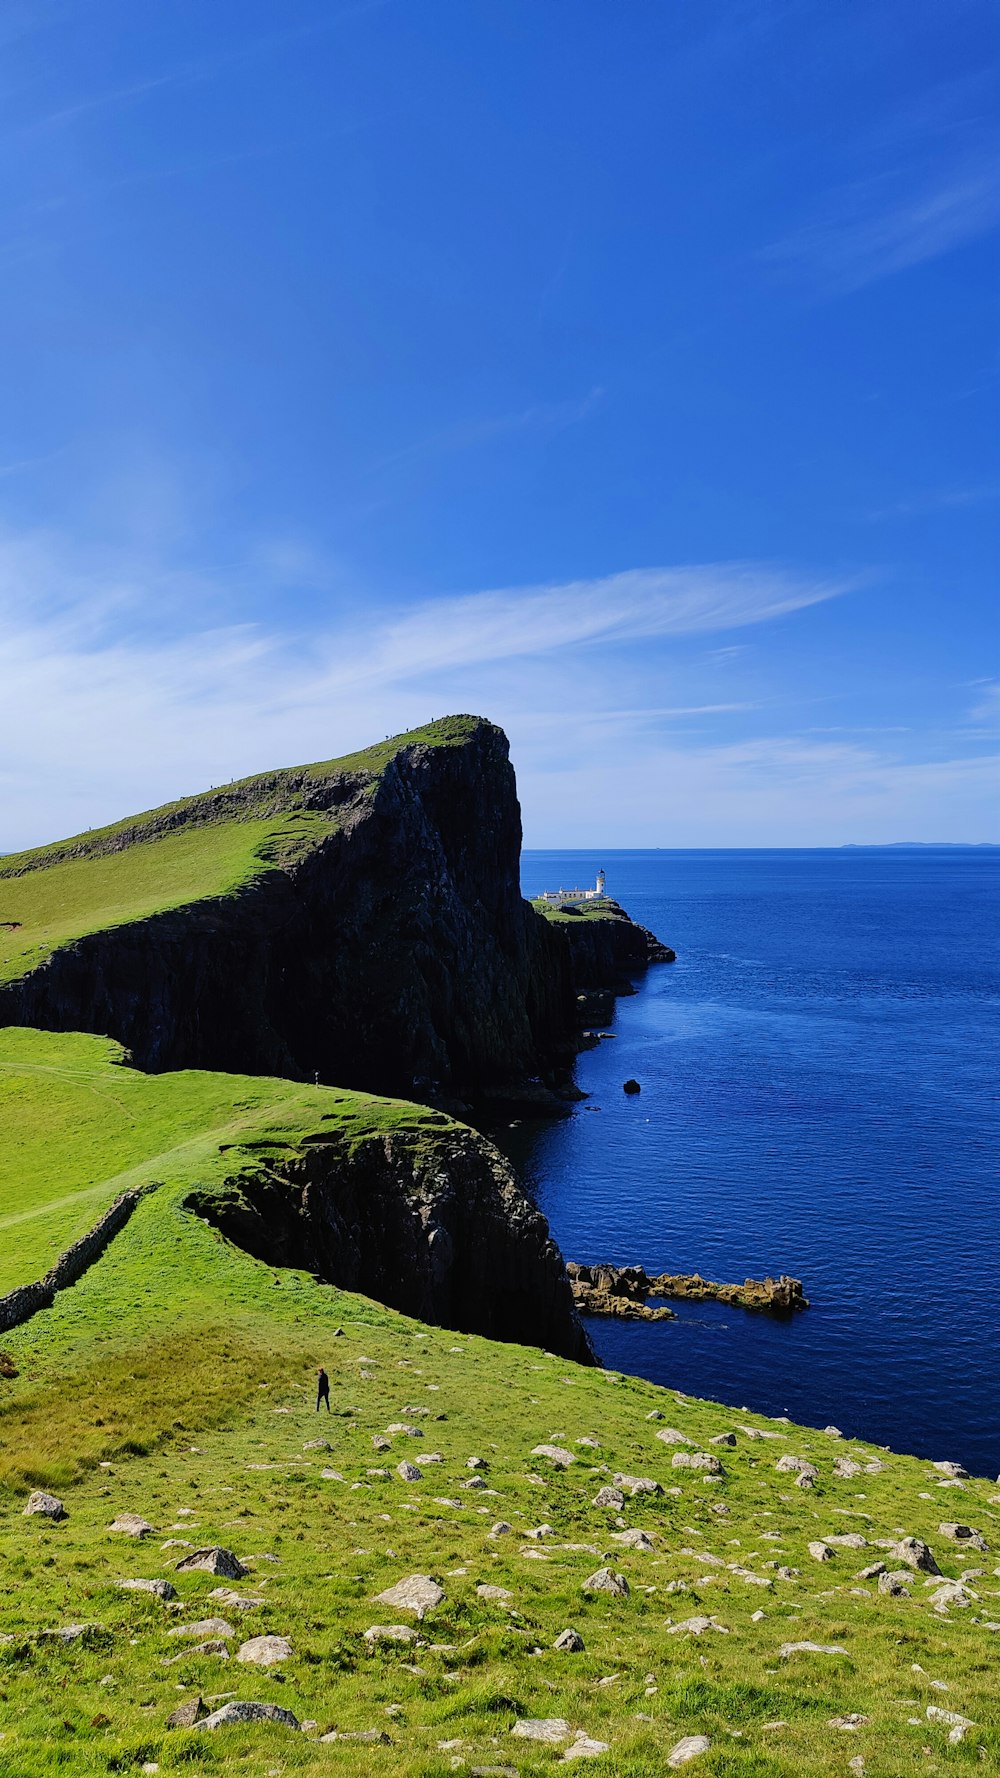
567, 1261, 808, 1320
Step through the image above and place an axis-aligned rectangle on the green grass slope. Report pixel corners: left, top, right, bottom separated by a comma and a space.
0, 716, 481, 985
1, 1031, 997, 1776
530, 898, 619, 925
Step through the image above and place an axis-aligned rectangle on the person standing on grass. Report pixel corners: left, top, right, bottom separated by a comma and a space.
316, 1366, 331, 1412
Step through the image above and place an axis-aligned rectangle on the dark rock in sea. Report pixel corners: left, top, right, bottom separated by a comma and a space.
623, 1078, 641, 1095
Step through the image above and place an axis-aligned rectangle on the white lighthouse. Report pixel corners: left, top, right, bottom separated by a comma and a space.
596, 868, 606, 896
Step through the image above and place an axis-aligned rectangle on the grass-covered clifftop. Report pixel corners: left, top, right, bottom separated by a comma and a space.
1, 1032, 997, 1774
0, 718, 578, 1100
0, 716, 481, 987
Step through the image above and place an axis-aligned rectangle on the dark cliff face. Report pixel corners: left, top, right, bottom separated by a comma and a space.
188, 1124, 596, 1364
555, 900, 675, 994
1, 723, 577, 1103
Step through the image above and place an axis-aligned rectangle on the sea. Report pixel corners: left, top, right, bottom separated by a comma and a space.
498, 848, 1000, 1478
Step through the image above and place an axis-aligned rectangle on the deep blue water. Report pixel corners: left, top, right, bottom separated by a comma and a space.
501, 850, 1000, 1477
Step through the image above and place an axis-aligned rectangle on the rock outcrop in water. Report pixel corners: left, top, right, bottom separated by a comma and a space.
567, 1262, 808, 1317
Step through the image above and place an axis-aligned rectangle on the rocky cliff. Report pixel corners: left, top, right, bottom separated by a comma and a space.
1, 719, 581, 1107
189, 1122, 595, 1362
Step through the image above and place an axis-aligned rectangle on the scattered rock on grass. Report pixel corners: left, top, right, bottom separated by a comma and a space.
512, 1717, 572, 1743
397, 1462, 423, 1482
592, 1487, 625, 1509
582, 1567, 629, 1597
940, 1522, 988, 1551
175, 1547, 248, 1580
194, 1699, 300, 1732
23, 1491, 66, 1521
554, 1628, 585, 1652
116, 1579, 176, 1600
667, 1735, 711, 1767
891, 1537, 940, 1574
167, 1618, 235, 1640
166, 1697, 206, 1729
363, 1624, 420, 1645
563, 1730, 611, 1760
531, 1444, 574, 1467
779, 1640, 847, 1658
236, 1635, 292, 1665
109, 1513, 155, 1538
376, 1575, 445, 1617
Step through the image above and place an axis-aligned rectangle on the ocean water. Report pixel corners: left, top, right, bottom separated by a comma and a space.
501, 849, 1000, 1477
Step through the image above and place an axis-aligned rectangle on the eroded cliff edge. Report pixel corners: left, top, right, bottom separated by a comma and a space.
188, 1120, 596, 1363
1, 718, 671, 1113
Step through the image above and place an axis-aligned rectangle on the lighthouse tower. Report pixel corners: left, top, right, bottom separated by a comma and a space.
596, 868, 606, 897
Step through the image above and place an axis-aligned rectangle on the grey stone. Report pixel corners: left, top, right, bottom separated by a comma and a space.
671, 1451, 723, 1475
710, 1432, 737, 1446
376, 1574, 445, 1616
592, 1486, 625, 1509
207, 1589, 263, 1610
511, 1717, 572, 1743
939, 1522, 988, 1551
554, 1627, 585, 1651
779, 1640, 847, 1657
489, 1521, 513, 1537
397, 1462, 423, 1482
23, 1491, 66, 1521
194, 1699, 300, 1731
932, 1461, 969, 1479
611, 1529, 655, 1551
775, 1455, 818, 1480
164, 1640, 230, 1662
175, 1546, 248, 1580
829, 1714, 869, 1730
613, 1473, 662, 1496
582, 1567, 629, 1597
363, 1623, 419, 1644
109, 1513, 155, 1538
563, 1730, 611, 1760
808, 1541, 835, 1562
891, 1536, 940, 1574
236, 1634, 292, 1665
667, 1736, 711, 1768
531, 1444, 574, 1466
666, 1616, 727, 1636
166, 1696, 206, 1729
167, 1618, 236, 1640
476, 1584, 512, 1601
656, 1427, 696, 1446
877, 1570, 912, 1597
116, 1578, 176, 1600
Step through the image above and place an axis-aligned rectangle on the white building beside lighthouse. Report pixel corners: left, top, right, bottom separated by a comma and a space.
539, 869, 607, 906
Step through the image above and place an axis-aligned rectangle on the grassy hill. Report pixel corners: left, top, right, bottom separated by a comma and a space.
1, 1032, 997, 1775
0, 717, 480, 987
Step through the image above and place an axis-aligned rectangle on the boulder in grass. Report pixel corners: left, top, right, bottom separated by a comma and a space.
195, 1699, 300, 1732
109, 1513, 155, 1538
582, 1567, 629, 1598
613, 1473, 662, 1497
877, 1571, 912, 1597
563, 1730, 611, 1760
116, 1578, 176, 1600
363, 1624, 420, 1645
167, 1696, 207, 1729
167, 1617, 236, 1640
175, 1546, 248, 1580
779, 1640, 847, 1658
23, 1491, 66, 1521
376, 1574, 445, 1617
554, 1627, 585, 1652
939, 1522, 988, 1552
531, 1444, 574, 1467
237, 1634, 293, 1666
320, 1728, 392, 1745
891, 1536, 941, 1574
511, 1718, 572, 1744
671, 1452, 723, 1475
397, 1462, 423, 1483
667, 1736, 712, 1768
592, 1486, 625, 1509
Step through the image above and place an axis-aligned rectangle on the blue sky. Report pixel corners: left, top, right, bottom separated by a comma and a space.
1, 0, 997, 847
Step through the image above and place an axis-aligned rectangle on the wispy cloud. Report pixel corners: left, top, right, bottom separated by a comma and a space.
867, 481, 1000, 521
0, 535, 849, 847
369, 389, 605, 474
762, 154, 1000, 295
